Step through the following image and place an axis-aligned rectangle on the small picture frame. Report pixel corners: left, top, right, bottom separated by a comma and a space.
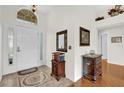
111, 36, 122, 43
80, 27, 90, 46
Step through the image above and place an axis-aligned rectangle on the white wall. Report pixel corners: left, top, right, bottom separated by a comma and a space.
73, 6, 98, 81
102, 26, 124, 66
0, 18, 2, 81
0, 25, 2, 81
0, 6, 48, 75
0, 6, 2, 81
46, 6, 75, 81
47, 6, 98, 81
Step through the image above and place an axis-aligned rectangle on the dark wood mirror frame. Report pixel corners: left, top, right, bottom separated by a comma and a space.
80, 27, 90, 46
56, 30, 67, 52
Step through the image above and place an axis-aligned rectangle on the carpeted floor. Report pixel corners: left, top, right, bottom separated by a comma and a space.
0, 65, 74, 87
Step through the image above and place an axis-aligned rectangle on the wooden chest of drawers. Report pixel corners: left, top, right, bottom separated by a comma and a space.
83, 54, 102, 81
51, 52, 65, 81
51, 60, 65, 81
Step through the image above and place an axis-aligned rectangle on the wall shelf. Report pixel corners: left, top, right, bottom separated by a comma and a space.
95, 14, 124, 30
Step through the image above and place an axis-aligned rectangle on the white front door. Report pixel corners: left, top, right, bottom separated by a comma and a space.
16, 26, 38, 71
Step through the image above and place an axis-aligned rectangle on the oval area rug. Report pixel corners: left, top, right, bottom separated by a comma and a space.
19, 72, 50, 87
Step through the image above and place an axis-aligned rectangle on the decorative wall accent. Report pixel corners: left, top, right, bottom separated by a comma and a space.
80, 27, 90, 46
111, 36, 122, 43
108, 5, 124, 17
17, 9, 37, 24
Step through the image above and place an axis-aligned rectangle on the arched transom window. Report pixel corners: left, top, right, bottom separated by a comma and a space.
17, 9, 37, 24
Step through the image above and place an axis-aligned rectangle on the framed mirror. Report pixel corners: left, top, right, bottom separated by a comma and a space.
56, 30, 67, 52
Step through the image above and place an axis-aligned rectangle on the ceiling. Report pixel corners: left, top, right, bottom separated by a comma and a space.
27, 5, 114, 15
25, 5, 124, 16
95, 5, 114, 13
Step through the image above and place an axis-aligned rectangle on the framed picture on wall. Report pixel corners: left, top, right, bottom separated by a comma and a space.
111, 36, 122, 43
56, 30, 67, 52
80, 27, 90, 46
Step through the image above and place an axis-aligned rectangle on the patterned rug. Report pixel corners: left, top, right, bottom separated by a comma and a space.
18, 71, 51, 87
18, 66, 74, 87
0, 65, 74, 87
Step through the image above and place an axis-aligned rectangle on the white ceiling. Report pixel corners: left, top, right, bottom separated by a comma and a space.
36, 6, 53, 14
94, 5, 114, 16
95, 5, 114, 13
38, 5, 123, 14
38, 5, 115, 14
25, 5, 124, 16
